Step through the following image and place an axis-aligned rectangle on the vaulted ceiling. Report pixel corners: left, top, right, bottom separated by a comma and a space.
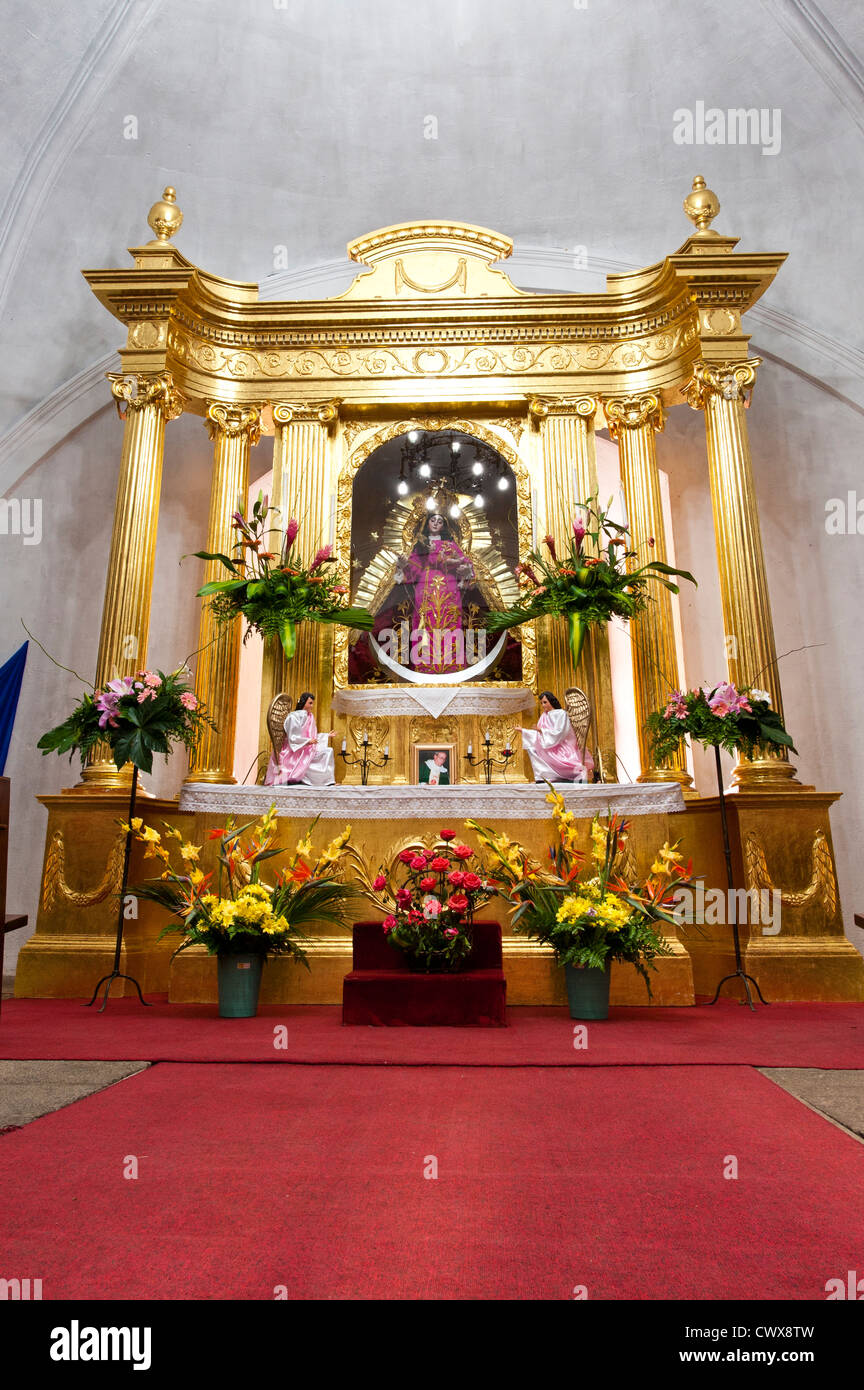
1, 0, 862, 446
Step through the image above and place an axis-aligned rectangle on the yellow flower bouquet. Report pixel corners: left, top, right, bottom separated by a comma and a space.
126, 806, 357, 963
469, 790, 696, 996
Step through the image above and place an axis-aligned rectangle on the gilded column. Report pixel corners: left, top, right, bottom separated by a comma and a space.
187, 403, 262, 783
684, 358, 797, 787
605, 393, 691, 787
529, 396, 617, 781
81, 372, 183, 788
258, 401, 338, 759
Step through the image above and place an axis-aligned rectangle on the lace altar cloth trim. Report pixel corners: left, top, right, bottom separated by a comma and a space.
179, 782, 686, 820
331, 687, 535, 719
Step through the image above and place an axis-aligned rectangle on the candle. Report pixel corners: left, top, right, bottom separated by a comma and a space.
383, 744, 389, 757
484, 730, 491, 744
362, 730, 369, 746
467, 742, 473, 756
504, 745, 511, 756
341, 738, 347, 753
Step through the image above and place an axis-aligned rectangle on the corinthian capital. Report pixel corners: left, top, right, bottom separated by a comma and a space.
603, 393, 665, 439
683, 358, 761, 410
107, 372, 184, 421
204, 402, 263, 444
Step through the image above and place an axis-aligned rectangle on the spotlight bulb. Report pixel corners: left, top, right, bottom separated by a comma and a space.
450, 441, 461, 453
474, 493, 485, 508
418, 462, 431, 478
497, 475, 510, 490
397, 480, 409, 496
425, 496, 437, 510
449, 503, 461, 518
408, 430, 419, 443
471, 461, 484, 476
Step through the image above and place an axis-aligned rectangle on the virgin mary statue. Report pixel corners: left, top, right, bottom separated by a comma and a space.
349, 488, 522, 683
393, 509, 474, 675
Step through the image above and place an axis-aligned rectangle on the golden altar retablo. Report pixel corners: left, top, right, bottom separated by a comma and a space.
15, 179, 864, 1005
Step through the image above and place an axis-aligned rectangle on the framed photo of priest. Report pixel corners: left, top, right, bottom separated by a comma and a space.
412, 743, 457, 787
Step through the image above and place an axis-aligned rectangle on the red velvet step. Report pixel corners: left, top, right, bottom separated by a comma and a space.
342, 920, 507, 1027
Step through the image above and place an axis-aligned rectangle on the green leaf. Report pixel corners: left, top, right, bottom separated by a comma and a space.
192, 551, 241, 572
197, 579, 248, 597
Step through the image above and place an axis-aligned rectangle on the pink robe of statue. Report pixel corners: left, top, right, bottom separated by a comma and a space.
265, 711, 335, 787
402, 537, 474, 675
522, 709, 594, 783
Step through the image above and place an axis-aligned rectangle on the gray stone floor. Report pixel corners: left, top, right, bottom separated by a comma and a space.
0, 1061, 150, 1130
759, 1069, 864, 1143
0, 1055, 861, 1141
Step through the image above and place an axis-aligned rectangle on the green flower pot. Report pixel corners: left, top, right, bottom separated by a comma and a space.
564, 963, 611, 1020
217, 953, 264, 1018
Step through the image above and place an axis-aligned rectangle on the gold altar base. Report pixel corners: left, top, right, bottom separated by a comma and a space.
166, 802, 696, 1005
17, 789, 864, 1005
672, 790, 864, 1003
14, 793, 198, 999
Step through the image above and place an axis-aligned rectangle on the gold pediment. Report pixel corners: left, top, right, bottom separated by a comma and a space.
338, 220, 529, 301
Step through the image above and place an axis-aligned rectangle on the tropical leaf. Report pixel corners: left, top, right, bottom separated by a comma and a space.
191, 550, 242, 572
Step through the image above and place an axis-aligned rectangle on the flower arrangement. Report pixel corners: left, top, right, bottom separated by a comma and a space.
128, 805, 357, 961
354, 829, 498, 972
37, 663, 214, 775
645, 683, 796, 763
486, 495, 696, 668
195, 491, 375, 660
469, 791, 695, 992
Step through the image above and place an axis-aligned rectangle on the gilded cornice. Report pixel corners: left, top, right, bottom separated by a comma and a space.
81, 215, 786, 411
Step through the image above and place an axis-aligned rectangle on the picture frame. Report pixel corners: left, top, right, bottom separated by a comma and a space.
412, 743, 457, 787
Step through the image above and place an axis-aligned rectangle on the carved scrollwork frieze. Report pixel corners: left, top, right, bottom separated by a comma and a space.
168, 318, 698, 384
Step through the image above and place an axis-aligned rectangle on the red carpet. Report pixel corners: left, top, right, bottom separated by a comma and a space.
1, 1062, 862, 1300
2, 997, 864, 1066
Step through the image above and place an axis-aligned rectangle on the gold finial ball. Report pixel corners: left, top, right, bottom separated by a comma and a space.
683, 175, 720, 235
147, 186, 183, 243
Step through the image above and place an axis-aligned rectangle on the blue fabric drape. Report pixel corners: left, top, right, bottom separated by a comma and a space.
0, 641, 28, 774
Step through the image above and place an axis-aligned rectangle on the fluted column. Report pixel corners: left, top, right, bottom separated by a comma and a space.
81, 372, 183, 788
685, 358, 797, 788
187, 403, 262, 783
258, 401, 338, 759
605, 393, 691, 787
528, 396, 617, 780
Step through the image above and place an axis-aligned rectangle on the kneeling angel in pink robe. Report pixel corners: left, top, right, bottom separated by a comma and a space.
522, 708, 594, 783
265, 710, 335, 787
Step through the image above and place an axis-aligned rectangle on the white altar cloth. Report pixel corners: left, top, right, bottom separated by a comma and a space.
331, 687, 535, 720
179, 781, 685, 820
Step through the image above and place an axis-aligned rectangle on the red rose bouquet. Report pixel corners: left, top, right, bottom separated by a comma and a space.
359, 830, 498, 972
